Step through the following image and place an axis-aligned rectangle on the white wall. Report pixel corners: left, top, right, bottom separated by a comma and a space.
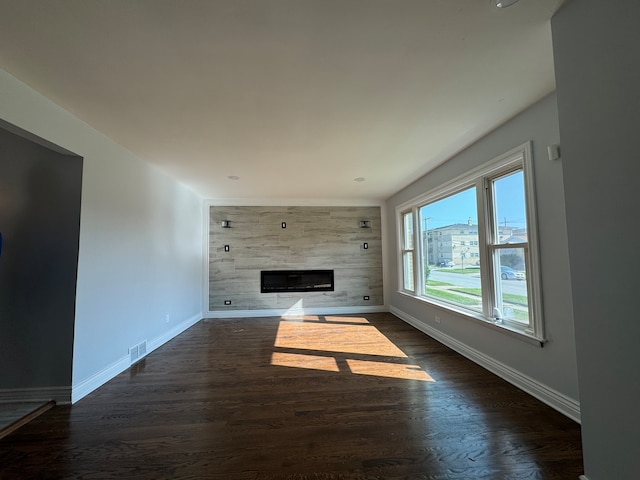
0, 68, 204, 403
552, 1, 640, 478
385, 94, 580, 419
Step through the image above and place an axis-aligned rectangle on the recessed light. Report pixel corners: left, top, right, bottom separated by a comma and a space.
354, 177, 366, 182
227, 175, 240, 180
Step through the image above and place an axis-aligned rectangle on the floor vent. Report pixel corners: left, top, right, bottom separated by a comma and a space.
138, 340, 147, 357
129, 340, 147, 364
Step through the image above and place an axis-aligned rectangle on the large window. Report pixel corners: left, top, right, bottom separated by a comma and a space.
397, 143, 544, 342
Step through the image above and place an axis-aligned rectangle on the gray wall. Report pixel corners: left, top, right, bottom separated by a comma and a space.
552, 1, 640, 478
0, 125, 82, 390
209, 206, 383, 311
385, 94, 580, 405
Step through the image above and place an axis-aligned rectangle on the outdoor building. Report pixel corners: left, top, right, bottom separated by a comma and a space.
425, 222, 522, 267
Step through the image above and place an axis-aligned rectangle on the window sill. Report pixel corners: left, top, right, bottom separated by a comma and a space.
398, 290, 547, 347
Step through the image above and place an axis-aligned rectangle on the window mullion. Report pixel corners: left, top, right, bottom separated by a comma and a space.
477, 177, 495, 320
413, 207, 422, 295
399, 209, 417, 294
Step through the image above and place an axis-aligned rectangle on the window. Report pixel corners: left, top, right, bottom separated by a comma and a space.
420, 186, 483, 315
397, 143, 543, 342
488, 170, 530, 327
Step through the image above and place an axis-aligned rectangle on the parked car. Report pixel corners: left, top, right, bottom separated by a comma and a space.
438, 260, 455, 267
501, 266, 525, 280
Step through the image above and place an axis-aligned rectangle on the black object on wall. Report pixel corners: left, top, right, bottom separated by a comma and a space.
0, 122, 83, 392
261, 270, 334, 293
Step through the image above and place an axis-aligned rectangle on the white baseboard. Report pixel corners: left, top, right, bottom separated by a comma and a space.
390, 306, 581, 423
578, 476, 589, 480
71, 354, 130, 404
205, 305, 388, 319
72, 312, 202, 404
0, 386, 71, 405
147, 312, 202, 354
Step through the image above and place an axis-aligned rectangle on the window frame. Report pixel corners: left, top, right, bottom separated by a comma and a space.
396, 142, 545, 344
399, 209, 416, 294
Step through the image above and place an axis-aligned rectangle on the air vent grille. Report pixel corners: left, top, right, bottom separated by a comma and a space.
129, 340, 148, 364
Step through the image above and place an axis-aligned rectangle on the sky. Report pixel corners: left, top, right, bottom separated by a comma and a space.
419, 171, 526, 231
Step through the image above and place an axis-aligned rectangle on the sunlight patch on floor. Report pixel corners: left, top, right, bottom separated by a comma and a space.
323, 316, 371, 324
274, 318, 407, 357
271, 315, 435, 382
271, 352, 340, 372
346, 359, 435, 382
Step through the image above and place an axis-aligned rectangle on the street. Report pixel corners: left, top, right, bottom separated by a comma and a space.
430, 268, 527, 296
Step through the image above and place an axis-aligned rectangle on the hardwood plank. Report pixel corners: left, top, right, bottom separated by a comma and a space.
0, 313, 583, 479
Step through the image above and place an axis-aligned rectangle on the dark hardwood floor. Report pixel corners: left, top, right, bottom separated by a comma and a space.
0, 401, 54, 441
0, 313, 583, 479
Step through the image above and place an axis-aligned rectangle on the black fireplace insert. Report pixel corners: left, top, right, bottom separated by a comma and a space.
261, 270, 334, 293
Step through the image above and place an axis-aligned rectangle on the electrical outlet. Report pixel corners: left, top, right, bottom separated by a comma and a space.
224, 300, 232, 306
224, 245, 230, 252
435, 315, 441, 323
363, 242, 368, 249
363, 296, 370, 301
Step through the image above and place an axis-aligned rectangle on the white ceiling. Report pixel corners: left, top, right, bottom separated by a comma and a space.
0, 0, 561, 203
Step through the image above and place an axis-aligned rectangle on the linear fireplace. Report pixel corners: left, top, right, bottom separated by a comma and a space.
261, 270, 334, 293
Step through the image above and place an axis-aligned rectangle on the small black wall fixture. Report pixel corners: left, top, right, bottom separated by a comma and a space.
221, 220, 231, 228
281, 222, 287, 229
359, 220, 371, 228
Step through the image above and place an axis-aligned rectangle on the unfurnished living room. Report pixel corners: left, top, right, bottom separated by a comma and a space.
0, 1, 638, 479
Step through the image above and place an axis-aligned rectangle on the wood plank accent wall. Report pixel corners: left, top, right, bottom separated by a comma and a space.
209, 206, 383, 311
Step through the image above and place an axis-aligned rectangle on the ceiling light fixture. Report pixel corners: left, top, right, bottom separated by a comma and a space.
495, 0, 520, 7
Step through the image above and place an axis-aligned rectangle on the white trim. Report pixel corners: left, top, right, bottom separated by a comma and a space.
71, 355, 130, 404
395, 142, 532, 213
206, 305, 388, 319
203, 199, 212, 316
390, 305, 581, 423
0, 386, 71, 405
147, 313, 202, 354
397, 291, 545, 347
72, 313, 202, 404
578, 476, 589, 480
380, 203, 391, 309
204, 198, 383, 207
521, 141, 545, 340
